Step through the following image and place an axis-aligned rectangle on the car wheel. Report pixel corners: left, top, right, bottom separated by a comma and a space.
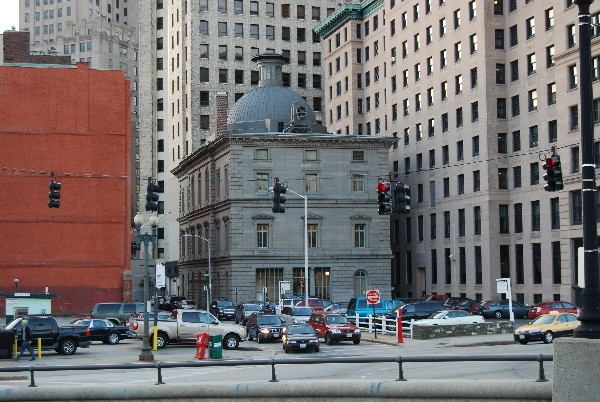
58, 339, 77, 355
106, 332, 120, 345
153, 333, 168, 349
353, 339, 361, 345
518, 340, 528, 345
223, 334, 240, 350
325, 333, 333, 345
543, 331, 554, 344
257, 336, 262, 344
494, 310, 503, 319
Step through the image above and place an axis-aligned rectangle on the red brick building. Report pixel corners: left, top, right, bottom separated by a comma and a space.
0, 57, 132, 315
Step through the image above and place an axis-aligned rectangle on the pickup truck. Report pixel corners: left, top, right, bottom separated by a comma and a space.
2, 316, 91, 355
132, 309, 246, 350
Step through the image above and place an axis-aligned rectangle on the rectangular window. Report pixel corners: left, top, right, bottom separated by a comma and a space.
528, 89, 538, 111
257, 224, 269, 248
570, 105, 579, 130
497, 98, 507, 119
305, 174, 318, 192
552, 242, 561, 284
511, 60, 519, 81
496, 64, 505, 84
571, 190, 583, 225
474, 206, 481, 235
530, 162, 539, 185
526, 17, 535, 39
514, 166, 522, 188
529, 125, 538, 147
498, 168, 508, 189
499, 204, 509, 234
547, 82, 556, 105
531, 200, 541, 231
475, 246, 482, 284
509, 24, 518, 47
354, 224, 366, 247
551, 197, 560, 229
527, 53, 536, 75
514, 203, 523, 233
533, 243, 542, 284
547, 45, 555, 68
495, 29, 504, 49
511, 95, 520, 117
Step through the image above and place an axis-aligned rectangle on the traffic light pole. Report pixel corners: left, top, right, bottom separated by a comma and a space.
574, 0, 600, 339
285, 188, 309, 308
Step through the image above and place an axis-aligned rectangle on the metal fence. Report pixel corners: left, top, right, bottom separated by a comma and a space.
0, 354, 552, 387
354, 314, 413, 338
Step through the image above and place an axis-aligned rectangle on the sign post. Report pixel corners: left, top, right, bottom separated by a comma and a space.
366, 289, 380, 338
496, 278, 514, 322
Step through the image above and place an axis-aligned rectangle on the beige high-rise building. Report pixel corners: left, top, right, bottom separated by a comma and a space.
317, 0, 600, 305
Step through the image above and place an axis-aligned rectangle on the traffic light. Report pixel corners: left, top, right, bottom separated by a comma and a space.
48, 179, 61, 208
552, 154, 564, 191
272, 180, 286, 213
395, 182, 411, 214
145, 182, 160, 211
377, 179, 392, 215
543, 157, 556, 192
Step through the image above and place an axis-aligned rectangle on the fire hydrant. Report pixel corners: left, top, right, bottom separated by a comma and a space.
195, 332, 210, 359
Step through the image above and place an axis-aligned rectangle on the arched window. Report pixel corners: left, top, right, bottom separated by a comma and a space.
353, 270, 367, 297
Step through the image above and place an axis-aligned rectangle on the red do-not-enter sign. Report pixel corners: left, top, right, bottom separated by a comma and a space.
366, 289, 380, 304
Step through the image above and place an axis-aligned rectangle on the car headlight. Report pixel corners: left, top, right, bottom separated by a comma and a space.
331, 329, 341, 334
287, 340, 297, 344
354, 329, 361, 334
259, 328, 270, 334
219, 308, 224, 312
309, 339, 318, 343
529, 328, 542, 334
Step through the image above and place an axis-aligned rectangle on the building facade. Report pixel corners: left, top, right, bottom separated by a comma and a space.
316, 0, 600, 305
0, 61, 131, 315
138, 0, 358, 285
172, 54, 395, 307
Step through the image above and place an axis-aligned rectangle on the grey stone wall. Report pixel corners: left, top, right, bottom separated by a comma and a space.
411, 322, 516, 340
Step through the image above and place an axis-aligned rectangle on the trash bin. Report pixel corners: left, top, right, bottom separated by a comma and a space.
0, 331, 14, 360
209, 333, 223, 359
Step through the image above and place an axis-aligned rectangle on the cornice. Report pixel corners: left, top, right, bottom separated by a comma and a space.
314, 0, 384, 40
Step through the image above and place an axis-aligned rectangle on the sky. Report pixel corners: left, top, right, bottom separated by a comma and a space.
0, 0, 20, 33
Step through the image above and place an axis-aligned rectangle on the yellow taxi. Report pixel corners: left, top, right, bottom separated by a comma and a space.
514, 312, 580, 344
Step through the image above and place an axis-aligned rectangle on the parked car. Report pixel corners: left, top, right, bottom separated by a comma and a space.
245, 314, 285, 343
210, 299, 236, 320
160, 296, 186, 311
514, 312, 580, 344
527, 301, 582, 319
477, 300, 529, 319
346, 297, 393, 322
132, 309, 246, 349
281, 324, 320, 353
280, 306, 313, 324
234, 303, 262, 325
72, 318, 129, 344
444, 297, 467, 309
454, 299, 482, 313
391, 301, 446, 321
295, 298, 332, 311
308, 312, 361, 345
323, 303, 347, 315
3, 316, 91, 355
413, 310, 486, 326
91, 302, 145, 325
180, 300, 197, 310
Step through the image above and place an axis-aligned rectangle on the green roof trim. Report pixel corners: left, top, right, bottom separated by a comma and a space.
314, 0, 384, 39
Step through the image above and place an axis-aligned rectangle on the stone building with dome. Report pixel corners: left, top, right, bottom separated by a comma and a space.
172, 54, 396, 308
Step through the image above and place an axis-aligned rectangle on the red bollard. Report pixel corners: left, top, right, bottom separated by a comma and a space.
397, 308, 404, 343
195, 332, 210, 359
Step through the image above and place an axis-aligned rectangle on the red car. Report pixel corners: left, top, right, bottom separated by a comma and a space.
308, 312, 361, 345
295, 298, 332, 311
527, 301, 581, 319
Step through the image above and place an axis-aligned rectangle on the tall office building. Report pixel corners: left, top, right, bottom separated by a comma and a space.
19, 0, 140, 226
138, 1, 356, 289
317, 0, 600, 305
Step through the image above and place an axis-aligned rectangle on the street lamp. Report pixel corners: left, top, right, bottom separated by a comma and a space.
181, 234, 211, 309
14, 278, 19, 293
134, 213, 159, 361
574, 0, 600, 338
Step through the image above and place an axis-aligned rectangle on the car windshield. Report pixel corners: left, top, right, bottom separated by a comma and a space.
245, 304, 261, 311
287, 325, 315, 335
217, 301, 234, 307
258, 316, 282, 325
430, 312, 446, 319
312, 300, 332, 307
293, 307, 313, 316
532, 315, 557, 325
325, 315, 349, 324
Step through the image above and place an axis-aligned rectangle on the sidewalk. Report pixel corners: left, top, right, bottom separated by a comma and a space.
360, 330, 515, 347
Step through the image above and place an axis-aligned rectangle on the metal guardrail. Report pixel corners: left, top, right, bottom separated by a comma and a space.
0, 354, 552, 387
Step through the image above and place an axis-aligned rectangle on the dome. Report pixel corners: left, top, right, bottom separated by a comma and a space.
226, 54, 327, 134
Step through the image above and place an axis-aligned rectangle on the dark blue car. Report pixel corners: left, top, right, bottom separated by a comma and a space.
477, 300, 529, 319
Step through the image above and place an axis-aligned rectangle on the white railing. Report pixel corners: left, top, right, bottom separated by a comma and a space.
353, 314, 414, 339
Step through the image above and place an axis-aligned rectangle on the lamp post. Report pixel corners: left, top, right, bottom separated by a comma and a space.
14, 279, 19, 293
574, 0, 600, 339
284, 188, 309, 307
181, 234, 211, 309
134, 213, 159, 361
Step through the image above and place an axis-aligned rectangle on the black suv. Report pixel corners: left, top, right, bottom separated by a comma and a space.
395, 301, 445, 321
245, 314, 285, 343
210, 299, 236, 320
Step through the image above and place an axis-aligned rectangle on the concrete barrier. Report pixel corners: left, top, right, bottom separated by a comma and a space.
412, 321, 515, 340
0, 379, 551, 401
